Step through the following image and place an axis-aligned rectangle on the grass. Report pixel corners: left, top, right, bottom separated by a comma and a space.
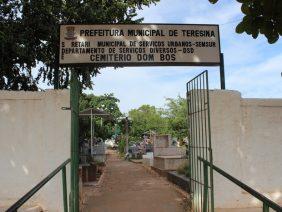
177, 162, 190, 178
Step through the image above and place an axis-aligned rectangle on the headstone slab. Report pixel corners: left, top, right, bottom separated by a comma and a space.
153, 147, 186, 157
153, 134, 171, 148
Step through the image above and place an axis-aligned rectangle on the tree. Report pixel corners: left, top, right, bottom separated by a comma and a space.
0, 0, 160, 90
128, 97, 188, 141
209, 0, 282, 43
80, 93, 122, 119
79, 93, 122, 140
128, 105, 168, 140
164, 96, 188, 140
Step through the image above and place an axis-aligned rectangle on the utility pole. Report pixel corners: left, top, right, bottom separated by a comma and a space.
125, 117, 129, 153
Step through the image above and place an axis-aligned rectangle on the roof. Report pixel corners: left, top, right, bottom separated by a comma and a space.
79, 108, 113, 120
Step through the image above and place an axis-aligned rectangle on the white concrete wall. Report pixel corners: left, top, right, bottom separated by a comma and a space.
209, 90, 282, 210
0, 90, 71, 212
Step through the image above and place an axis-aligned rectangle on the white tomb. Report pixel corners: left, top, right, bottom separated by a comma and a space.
153, 135, 187, 171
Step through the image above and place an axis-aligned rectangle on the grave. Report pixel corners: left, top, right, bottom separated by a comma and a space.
142, 152, 154, 167
152, 135, 187, 171
91, 142, 106, 163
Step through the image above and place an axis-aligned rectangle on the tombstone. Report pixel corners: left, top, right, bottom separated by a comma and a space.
92, 142, 106, 163
153, 134, 187, 171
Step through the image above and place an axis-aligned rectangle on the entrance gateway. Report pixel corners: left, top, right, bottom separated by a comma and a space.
59, 23, 222, 212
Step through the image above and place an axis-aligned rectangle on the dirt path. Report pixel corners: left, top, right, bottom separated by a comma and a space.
83, 150, 187, 212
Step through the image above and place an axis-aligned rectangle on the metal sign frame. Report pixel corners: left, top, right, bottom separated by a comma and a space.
59, 23, 221, 67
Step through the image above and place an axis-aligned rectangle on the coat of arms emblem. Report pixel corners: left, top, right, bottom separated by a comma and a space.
65, 26, 77, 40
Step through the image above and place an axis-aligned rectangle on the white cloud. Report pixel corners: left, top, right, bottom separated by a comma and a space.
184, 1, 241, 25
86, 66, 221, 112
227, 54, 282, 98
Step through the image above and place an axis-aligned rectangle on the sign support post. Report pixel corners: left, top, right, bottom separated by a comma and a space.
220, 53, 226, 90
70, 69, 79, 212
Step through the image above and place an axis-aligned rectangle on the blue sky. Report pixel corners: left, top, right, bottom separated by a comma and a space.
84, 0, 282, 112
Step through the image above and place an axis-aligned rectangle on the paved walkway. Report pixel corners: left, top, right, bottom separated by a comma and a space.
83, 150, 187, 212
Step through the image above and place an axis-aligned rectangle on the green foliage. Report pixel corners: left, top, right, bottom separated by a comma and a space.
128, 105, 169, 140
79, 93, 122, 140
208, 0, 282, 43
118, 140, 126, 154
177, 162, 190, 178
164, 96, 188, 140
0, 0, 160, 90
128, 96, 188, 141
80, 93, 122, 119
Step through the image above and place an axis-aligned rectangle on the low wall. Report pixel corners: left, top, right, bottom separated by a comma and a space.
209, 90, 282, 210
167, 171, 190, 193
0, 90, 71, 212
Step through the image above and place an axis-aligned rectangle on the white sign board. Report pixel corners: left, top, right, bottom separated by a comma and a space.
59, 24, 220, 66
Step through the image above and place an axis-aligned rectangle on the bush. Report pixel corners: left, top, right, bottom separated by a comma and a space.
118, 140, 126, 154
177, 162, 190, 178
